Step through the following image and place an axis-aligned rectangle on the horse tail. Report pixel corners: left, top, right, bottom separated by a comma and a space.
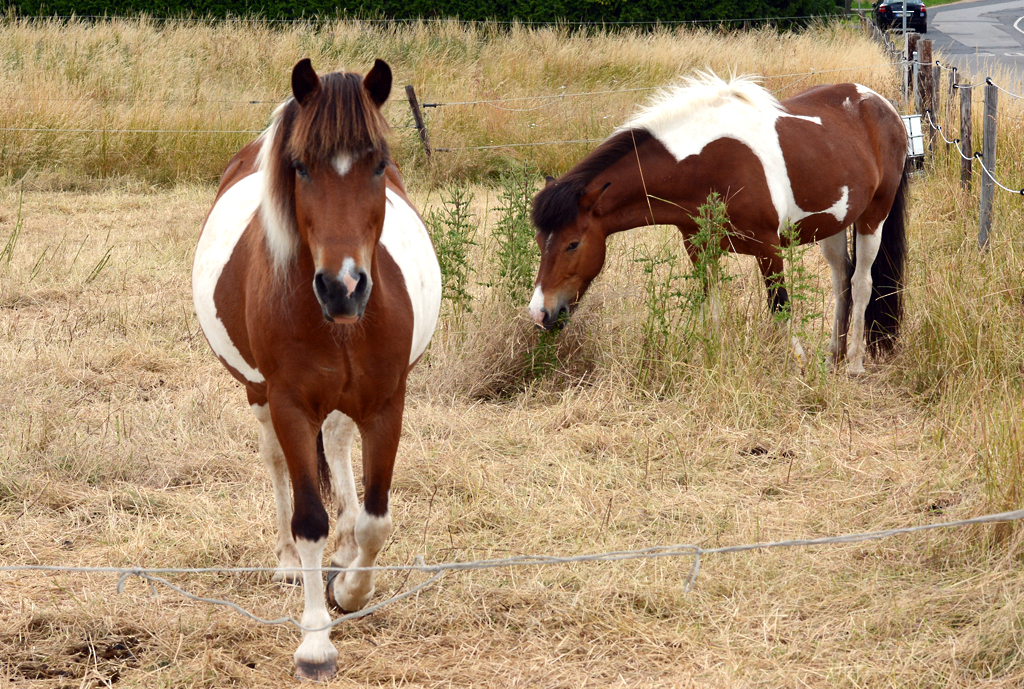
862, 159, 909, 356
316, 431, 333, 507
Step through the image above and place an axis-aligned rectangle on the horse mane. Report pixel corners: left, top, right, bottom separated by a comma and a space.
620, 71, 781, 136
532, 128, 652, 235
255, 71, 391, 272
533, 73, 779, 236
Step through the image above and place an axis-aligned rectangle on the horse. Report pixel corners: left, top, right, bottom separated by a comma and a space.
529, 74, 909, 375
192, 58, 441, 681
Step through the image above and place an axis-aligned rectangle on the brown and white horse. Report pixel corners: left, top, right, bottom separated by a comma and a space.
192, 59, 441, 680
529, 75, 909, 374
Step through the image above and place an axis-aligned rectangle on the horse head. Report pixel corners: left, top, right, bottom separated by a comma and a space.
528, 176, 611, 330
260, 58, 393, 324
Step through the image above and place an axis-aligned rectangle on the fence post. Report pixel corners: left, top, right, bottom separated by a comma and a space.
930, 61, 940, 155
945, 67, 956, 151
978, 80, 998, 249
959, 82, 973, 190
916, 40, 932, 118
906, 33, 920, 105
405, 84, 432, 159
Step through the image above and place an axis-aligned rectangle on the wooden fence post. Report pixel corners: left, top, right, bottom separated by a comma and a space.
930, 61, 940, 155
405, 84, 432, 159
959, 82, 972, 190
906, 33, 920, 104
916, 39, 932, 120
978, 80, 998, 249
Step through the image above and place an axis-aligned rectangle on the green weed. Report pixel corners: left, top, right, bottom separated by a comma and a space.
492, 162, 538, 308
426, 183, 477, 320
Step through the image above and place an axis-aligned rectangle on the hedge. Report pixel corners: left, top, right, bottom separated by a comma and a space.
4, 0, 839, 23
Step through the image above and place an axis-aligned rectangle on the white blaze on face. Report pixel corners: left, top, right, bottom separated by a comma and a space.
333, 153, 355, 177
528, 285, 546, 325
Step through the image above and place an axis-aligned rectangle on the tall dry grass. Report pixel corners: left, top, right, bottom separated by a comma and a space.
1, 17, 1024, 688
0, 16, 896, 183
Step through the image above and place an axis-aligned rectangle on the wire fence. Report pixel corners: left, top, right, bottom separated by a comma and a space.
0, 61, 903, 155
925, 110, 1024, 196
5, 507, 1023, 633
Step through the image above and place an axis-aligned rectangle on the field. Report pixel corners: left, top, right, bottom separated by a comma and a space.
2, 17, 1024, 688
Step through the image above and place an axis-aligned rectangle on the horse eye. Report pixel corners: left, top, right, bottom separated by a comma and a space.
566, 241, 580, 252
374, 159, 388, 176
293, 160, 309, 179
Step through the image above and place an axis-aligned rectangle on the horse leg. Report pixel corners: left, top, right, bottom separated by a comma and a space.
847, 220, 884, 375
756, 250, 806, 367
328, 393, 403, 613
269, 396, 337, 681
817, 228, 853, 366
321, 411, 360, 589
251, 403, 301, 584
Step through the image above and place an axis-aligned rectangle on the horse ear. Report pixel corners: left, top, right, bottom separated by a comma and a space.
545, 175, 556, 188
579, 182, 611, 214
292, 58, 321, 106
363, 59, 392, 107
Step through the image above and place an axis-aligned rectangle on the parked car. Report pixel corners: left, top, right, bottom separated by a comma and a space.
874, 0, 927, 33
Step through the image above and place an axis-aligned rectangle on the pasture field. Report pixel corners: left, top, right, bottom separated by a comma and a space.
2, 17, 1024, 688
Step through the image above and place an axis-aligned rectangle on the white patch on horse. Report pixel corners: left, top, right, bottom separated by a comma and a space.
329, 509, 392, 612
192, 172, 265, 384
783, 114, 822, 125
251, 403, 302, 582
791, 186, 850, 226
847, 225, 884, 375
338, 256, 358, 295
855, 83, 902, 119
322, 411, 360, 569
333, 153, 355, 177
621, 74, 847, 234
293, 536, 338, 672
817, 230, 852, 360
528, 285, 546, 324
380, 188, 442, 365
254, 109, 300, 273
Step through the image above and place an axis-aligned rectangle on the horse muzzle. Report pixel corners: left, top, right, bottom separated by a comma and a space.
313, 268, 372, 323
537, 303, 570, 331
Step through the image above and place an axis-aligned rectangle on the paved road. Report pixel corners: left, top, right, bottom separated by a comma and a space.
921, 0, 1024, 83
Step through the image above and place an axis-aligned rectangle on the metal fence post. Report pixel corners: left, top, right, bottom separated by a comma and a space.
959, 82, 972, 190
945, 67, 956, 151
978, 80, 998, 249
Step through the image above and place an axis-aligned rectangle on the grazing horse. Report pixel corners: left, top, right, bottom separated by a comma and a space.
529, 74, 909, 374
192, 58, 441, 680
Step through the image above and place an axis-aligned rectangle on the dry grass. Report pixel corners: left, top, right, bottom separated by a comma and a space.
1, 17, 895, 183
2, 18, 1024, 689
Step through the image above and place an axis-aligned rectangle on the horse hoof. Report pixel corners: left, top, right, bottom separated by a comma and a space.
327, 574, 373, 614
294, 659, 337, 682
